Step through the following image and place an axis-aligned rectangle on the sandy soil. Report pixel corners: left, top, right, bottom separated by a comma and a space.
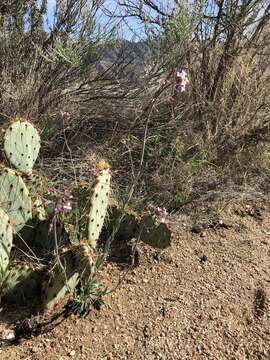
0, 200, 269, 359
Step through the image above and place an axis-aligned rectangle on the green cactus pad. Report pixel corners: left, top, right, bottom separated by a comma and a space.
107, 206, 139, 242
4, 120, 40, 175
18, 220, 70, 251
140, 216, 171, 249
0, 208, 13, 276
42, 245, 93, 310
88, 169, 111, 248
1, 262, 42, 306
0, 168, 32, 232
34, 221, 69, 250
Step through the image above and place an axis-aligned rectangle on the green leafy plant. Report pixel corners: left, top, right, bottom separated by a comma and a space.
67, 274, 106, 317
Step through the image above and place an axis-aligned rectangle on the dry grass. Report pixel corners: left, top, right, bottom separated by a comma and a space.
1, 2, 270, 213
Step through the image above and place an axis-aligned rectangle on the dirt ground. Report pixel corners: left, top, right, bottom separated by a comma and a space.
0, 200, 270, 360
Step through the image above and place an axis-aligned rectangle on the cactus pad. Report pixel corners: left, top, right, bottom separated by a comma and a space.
34, 221, 69, 250
107, 206, 139, 242
4, 120, 40, 175
140, 216, 171, 249
88, 169, 111, 248
42, 245, 93, 310
0, 209, 13, 276
0, 168, 32, 232
1, 262, 42, 306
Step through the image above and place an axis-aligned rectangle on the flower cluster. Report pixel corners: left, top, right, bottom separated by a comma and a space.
175, 69, 189, 93
44, 188, 77, 233
60, 111, 71, 120
144, 203, 169, 224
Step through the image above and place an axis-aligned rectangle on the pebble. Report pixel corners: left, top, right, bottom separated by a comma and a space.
2, 330, 15, 340
69, 350, 76, 357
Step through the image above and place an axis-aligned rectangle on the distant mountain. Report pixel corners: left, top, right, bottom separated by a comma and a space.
96, 40, 150, 80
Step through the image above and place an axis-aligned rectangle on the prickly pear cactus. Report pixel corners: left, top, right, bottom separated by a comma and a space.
1, 262, 42, 306
107, 206, 139, 242
140, 216, 171, 249
0, 169, 32, 232
4, 120, 40, 175
88, 169, 111, 248
0, 208, 13, 276
34, 221, 69, 250
42, 245, 93, 310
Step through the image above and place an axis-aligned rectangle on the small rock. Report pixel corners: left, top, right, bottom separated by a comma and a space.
191, 224, 203, 234
200, 255, 208, 263
4, 331, 15, 340
69, 350, 76, 357
30, 347, 38, 353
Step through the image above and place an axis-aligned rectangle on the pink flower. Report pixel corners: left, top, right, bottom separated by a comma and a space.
176, 70, 187, 79
174, 69, 189, 94
144, 203, 169, 224
63, 201, 72, 213
175, 84, 185, 93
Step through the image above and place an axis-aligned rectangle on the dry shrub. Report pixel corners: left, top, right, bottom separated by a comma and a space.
1, 1, 270, 210
188, 51, 270, 165
146, 50, 270, 206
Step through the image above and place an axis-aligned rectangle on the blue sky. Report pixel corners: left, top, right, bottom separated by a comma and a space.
47, 0, 56, 11
46, 0, 56, 24
45, 0, 144, 39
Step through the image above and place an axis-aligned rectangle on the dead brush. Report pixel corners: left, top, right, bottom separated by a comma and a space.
197, 54, 270, 166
